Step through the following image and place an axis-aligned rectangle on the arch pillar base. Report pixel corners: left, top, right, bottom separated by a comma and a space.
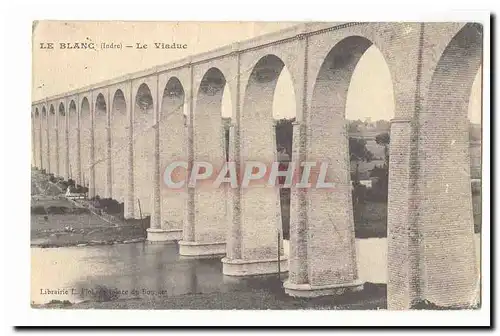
179, 241, 226, 257
222, 256, 288, 277
283, 280, 364, 298
146, 228, 182, 242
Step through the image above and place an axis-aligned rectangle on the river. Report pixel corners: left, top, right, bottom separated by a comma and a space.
31, 235, 481, 304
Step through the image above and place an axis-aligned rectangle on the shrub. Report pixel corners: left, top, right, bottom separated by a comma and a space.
73, 185, 88, 194
58, 180, 69, 190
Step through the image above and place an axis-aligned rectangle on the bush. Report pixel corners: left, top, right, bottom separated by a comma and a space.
73, 185, 88, 194
90, 197, 124, 214
58, 180, 69, 190
48, 174, 56, 183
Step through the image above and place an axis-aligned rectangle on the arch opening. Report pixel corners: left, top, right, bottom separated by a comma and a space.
49, 104, 58, 176
67, 100, 79, 183
238, 54, 296, 260
189, 67, 231, 244
133, 83, 155, 217
41, 106, 48, 171
159, 77, 186, 231
342, 44, 395, 250
34, 108, 41, 168
94, 93, 108, 198
110, 89, 128, 204
58, 102, 67, 178
306, 36, 395, 286
80, 97, 91, 188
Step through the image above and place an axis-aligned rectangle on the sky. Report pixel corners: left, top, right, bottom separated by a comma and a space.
33, 21, 482, 124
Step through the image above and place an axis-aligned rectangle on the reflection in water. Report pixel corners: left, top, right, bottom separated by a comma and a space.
31, 235, 481, 304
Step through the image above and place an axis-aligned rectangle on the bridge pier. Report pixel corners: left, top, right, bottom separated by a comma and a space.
283, 41, 362, 295
179, 67, 228, 257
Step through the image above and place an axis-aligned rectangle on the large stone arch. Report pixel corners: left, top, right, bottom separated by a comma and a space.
49, 104, 58, 176
223, 54, 295, 275
133, 82, 155, 218
410, 23, 482, 308
110, 88, 128, 204
157, 76, 186, 240
94, 92, 108, 198
57, 102, 68, 179
285, 35, 396, 297
179, 67, 229, 256
80, 96, 92, 189
67, 99, 80, 183
33, 108, 41, 169
41, 106, 49, 172
31, 109, 36, 167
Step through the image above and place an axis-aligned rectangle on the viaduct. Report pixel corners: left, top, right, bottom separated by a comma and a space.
31, 22, 483, 309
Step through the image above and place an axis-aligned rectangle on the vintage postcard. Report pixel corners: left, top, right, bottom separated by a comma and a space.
27, 18, 488, 324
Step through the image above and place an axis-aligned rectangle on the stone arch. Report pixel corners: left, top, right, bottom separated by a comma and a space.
295, 36, 395, 288
133, 83, 155, 217
179, 67, 229, 255
159, 77, 186, 234
80, 96, 92, 187
41, 106, 49, 171
58, 102, 68, 178
34, 108, 41, 168
67, 100, 79, 183
414, 23, 482, 307
94, 92, 108, 197
237, 54, 296, 262
193, 67, 227, 165
110, 89, 128, 203
49, 104, 58, 175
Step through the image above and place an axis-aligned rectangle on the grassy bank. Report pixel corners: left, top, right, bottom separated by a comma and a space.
31, 169, 147, 248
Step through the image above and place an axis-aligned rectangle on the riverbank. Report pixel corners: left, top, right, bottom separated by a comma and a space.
33, 282, 387, 310
31, 169, 147, 248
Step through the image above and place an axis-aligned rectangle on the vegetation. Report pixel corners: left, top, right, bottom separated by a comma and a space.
89, 196, 124, 215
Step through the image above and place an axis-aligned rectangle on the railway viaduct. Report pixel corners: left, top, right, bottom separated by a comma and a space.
31, 22, 483, 309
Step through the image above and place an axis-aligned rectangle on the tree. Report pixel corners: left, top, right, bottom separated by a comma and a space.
347, 119, 364, 134
222, 117, 231, 161
275, 118, 294, 158
349, 137, 374, 183
375, 132, 390, 168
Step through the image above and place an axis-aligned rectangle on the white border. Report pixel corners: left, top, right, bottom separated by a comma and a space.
1, 0, 492, 329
